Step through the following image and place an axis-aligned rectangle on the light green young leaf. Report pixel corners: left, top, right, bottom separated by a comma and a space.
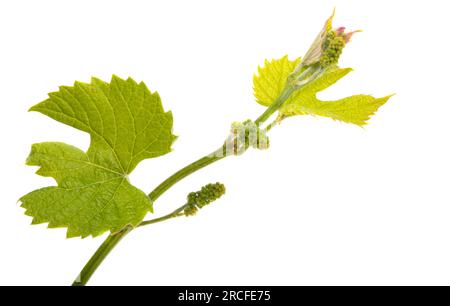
253, 55, 301, 107
253, 56, 392, 126
20, 76, 176, 238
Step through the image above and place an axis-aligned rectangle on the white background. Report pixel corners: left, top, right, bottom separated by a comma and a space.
0, 0, 449, 286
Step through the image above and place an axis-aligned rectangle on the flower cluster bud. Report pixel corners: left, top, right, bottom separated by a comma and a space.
290, 10, 360, 86
184, 183, 226, 216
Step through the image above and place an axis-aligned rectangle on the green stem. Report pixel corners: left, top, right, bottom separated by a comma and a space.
254, 85, 295, 126
72, 84, 297, 286
72, 203, 191, 286
148, 146, 226, 202
71, 147, 226, 286
265, 120, 279, 133
139, 204, 188, 227
72, 225, 133, 286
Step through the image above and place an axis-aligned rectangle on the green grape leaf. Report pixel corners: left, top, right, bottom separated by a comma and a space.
20, 76, 176, 238
253, 56, 301, 107
253, 56, 392, 126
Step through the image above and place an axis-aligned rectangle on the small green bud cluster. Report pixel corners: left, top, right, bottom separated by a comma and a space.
184, 183, 226, 217
227, 120, 269, 156
320, 30, 346, 67
291, 11, 359, 82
